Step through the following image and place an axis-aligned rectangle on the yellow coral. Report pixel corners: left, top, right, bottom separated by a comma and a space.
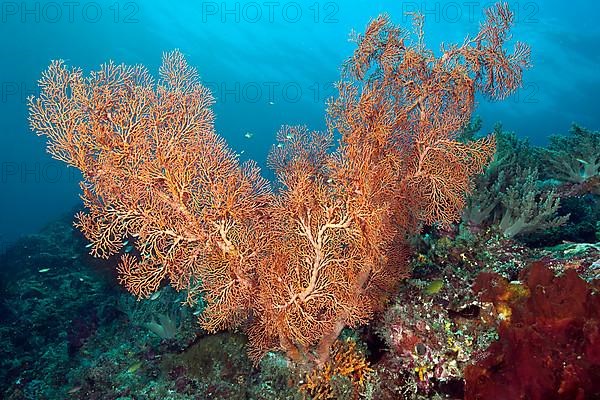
300, 339, 374, 399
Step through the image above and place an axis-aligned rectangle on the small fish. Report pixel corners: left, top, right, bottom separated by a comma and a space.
240, 150, 245, 155
244, 131, 254, 139
285, 133, 293, 139
268, 101, 275, 105
126, 361, 142, 373
85, 243, 93, 248
327, 178, 333, 184
277, 143, 284, 148
38, 268, 51, 273
67, 386, 82, 394
193, 308, 203, 316
576, 158, 589, 165
149, 291, 161, 301
423, 279, 444, 295
122, 240, 129, 246
124, 245, 134, 253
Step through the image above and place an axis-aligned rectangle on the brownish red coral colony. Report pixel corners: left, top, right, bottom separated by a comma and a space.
27, 1, 526, 370
466, 262, 600, 400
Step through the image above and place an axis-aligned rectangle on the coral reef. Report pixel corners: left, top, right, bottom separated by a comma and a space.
368, 226, 599, 399
464, 125, 569, 239
463, 122, 600, 247
375, 278, 495, 396
10, 2, 600, 400
538, 124, 600, 194
465, 261, 600, 400
27, 3, 528, 368
0, 217, 298, 399
496, 167, 569, 237
299, 338, 375, 400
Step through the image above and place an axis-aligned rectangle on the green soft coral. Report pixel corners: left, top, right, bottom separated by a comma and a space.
541, 124, 600, 184
498, 167, 569, 238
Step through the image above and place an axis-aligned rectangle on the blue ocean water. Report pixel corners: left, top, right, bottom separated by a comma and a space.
0, 0, 598, 249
